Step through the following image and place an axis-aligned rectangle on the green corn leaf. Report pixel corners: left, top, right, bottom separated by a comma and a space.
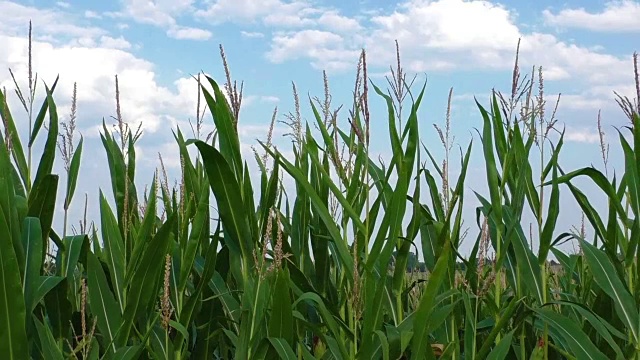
551, 300, 625, 359
411, 240, 451, 360
539, 146, 561, 262
99, 192, 126, 311
43, 277, 72, 341
268, 269, 294, 344
195, 140, 253, 265
262, 143, 354, 277
626, 217, 640, 266
28, 75, 59, 147
200, 76, 243, 178
32, 316, 64, 360
242, 161, 260, 251
99, 122, 138, 234
61, 234, 88, 281
0, 136, 27, 358
476, 98, 503, 236
87, 252, 122, 354
372, 330, 391, 360
118, 214, 176, 344
29, 276, 63, 314
476, 296, 522, 359
0, 203, 28, 359
21, 217, 41, 311
304, 134, 366, 235
110, 345, 144, 360
581, 239, 639, 344
368, 82, 423, 273
564, 182, 607, 243
31, 84, 59, 195
462, 291, 477, 359
173, 129, 200, 199
360, 277, 389, 359
293, 292, 349, 358
176, 227, 219, 347
619, 129, 640, 218
126, 175, 158, 285
0, 90, 28, 190
178, 180, 210, 293
504, 208, 544, 304
490, 91, 509, 165
268, 337, 297, 360
27, 174, 58, 259
485, 329, 514, 360
259, 153, 280, 237
551, 167, 627, 223
533, 307, 608, 360
63, 135, 83, 209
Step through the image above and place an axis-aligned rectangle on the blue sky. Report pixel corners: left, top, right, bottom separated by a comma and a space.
1, 0, 639, 256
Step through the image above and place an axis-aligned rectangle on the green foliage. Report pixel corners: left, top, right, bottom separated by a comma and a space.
2, 41, 640, 360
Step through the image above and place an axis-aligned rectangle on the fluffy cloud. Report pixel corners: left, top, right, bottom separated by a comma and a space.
366, 0, 632, 84
84, 10, 100, 19
98, 35, 132, 49
119, 0, 195, 27
166, 26, 212, 40
316, 11, 361, 32
114, 0, 212, 41
195, 0, 361, 32
264, 0, 525, 72
263, 0, 634, 104
240, 31, 264, 38
1, 36, 175, 135
0, 1, 105, 41
543, 1, 640, 32
267, 30, 361, 71
565, 127, 601, 144
195, 0, 315, 26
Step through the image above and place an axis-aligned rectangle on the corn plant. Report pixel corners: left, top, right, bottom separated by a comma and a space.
1, 25, 640, 359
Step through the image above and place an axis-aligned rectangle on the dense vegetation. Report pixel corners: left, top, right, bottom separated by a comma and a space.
2, 28, 640, 359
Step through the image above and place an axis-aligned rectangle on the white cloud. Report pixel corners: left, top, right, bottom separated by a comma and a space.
316, 11, 361, 32
84, 10, 101, 19
1, 35, 192, 137
119, 0, 194, 27
0, 1, 106, 41
56, 1, 70, 8
99, 35, 132, 49
196, 0, 359, 31
565, 127, 600, 143
263, 0, 633, 88
241, 31, 264, 38
267, 30, 360, 71
371, 0, 519, 52
117, 0, 212, 41
195, 0, 315, 25
560, 83, 639, 113
261, 95, 280, 103
166, 26, 212, 40
543, 1, 640, 32
243, 95, 280, 107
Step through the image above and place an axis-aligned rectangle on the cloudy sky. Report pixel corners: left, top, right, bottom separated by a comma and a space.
1, 0, 638, 256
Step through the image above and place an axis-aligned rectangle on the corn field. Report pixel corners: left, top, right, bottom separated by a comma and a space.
2, 28, 640, 359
